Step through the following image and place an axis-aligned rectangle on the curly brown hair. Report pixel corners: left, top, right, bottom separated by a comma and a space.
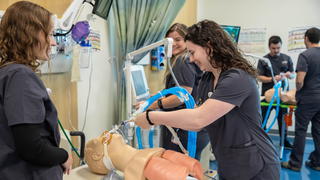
185, 20, 256, 77
0, 1, 52, 71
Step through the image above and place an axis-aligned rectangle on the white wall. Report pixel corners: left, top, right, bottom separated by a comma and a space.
198, 0, 320, 134
77, 5, 115, 141
198, 0, 320, 55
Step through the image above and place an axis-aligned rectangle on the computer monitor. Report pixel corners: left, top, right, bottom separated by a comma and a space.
92, 0, 113, 20
221, 25, 241, 43
130, 65, 150, 102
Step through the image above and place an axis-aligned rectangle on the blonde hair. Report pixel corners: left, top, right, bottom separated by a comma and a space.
0, 1, 52, 71
164, 23, 189, 80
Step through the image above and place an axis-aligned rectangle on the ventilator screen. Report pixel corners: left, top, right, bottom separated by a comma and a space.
132, 70, 148, 97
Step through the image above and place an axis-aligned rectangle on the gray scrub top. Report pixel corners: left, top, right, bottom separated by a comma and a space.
0, 64, 63, 180
198, 69, 279, 179
257, 53, 293, 95
295, 47, 320, 103
165, 56, 202, 110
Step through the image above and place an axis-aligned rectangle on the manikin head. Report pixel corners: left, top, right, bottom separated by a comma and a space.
85, 131, 165, 180
84, 136, 109, 174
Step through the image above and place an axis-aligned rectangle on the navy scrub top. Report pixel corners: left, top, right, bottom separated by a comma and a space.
257, 53, 293, 95
295, 47, 320, 103
198, 69, 279, 179
0, 64, 63, 180
165, 55, 202, 109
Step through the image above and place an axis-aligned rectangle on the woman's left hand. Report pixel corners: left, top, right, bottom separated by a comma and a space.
134, 112, 151, 129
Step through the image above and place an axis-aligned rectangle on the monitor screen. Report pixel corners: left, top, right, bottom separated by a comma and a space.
92, 0, 113, 20
131, 70, 148, 97
221, 25, 241, 43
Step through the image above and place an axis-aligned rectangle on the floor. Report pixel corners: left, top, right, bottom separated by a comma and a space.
209, 135, 320, 180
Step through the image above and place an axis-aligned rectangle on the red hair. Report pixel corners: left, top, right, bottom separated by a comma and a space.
0, 1, 52, 71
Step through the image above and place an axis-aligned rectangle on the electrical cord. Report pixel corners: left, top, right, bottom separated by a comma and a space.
81, 52, 94, 132
166, 54, 180, 87
58, 120, 81, 158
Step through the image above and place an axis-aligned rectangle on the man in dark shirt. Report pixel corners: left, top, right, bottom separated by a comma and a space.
282, 27, 320, 171
257, 36, 295, 149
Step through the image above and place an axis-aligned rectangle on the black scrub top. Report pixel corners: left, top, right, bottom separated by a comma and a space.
0, 64, 63, 180
257, 53, 293, 95
295, 47, 320, 103
198, 69, 279, 179
164, 55, 202, 110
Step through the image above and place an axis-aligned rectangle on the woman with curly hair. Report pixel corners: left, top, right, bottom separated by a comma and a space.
142, 23, 209, 160
134, 20, 280, 179
0, 1, 72, 179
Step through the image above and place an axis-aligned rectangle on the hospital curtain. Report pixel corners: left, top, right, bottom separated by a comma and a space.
108, 0, 186, 123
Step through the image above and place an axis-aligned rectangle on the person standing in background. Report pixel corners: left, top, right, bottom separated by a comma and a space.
0, 1, 72, 179
257, 36, 295, 149
282, 27, 320, 171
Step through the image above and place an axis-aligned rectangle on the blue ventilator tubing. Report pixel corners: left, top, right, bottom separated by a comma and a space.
262, 81, 282, 133
283, 78, 288, 93
148, 127, 154, 148
135, 86, 197, 158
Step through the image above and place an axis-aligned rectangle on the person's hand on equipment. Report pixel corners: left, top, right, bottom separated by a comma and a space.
134, 101, 145, 110
62, 153, 73, 175
275, 75, 282, 81
284, 71, 291, 78
134, 112, 152, 129
135, 100, 159, 110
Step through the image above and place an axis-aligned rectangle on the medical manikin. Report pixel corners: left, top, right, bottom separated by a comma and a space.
84, 131, 203, 180
265, 88, 297, 105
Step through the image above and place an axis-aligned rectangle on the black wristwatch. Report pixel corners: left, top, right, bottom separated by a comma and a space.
157, 99, 164, 109
146, 109, 154, 125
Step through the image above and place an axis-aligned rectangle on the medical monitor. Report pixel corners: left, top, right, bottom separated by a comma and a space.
92, 0, 113, 20
221, 25, 241, 43
130, 65, 150, 102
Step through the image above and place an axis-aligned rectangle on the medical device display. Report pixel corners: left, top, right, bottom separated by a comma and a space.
221, 25, 241, 43
130, 65, 150, 102
92, 0, 113, 20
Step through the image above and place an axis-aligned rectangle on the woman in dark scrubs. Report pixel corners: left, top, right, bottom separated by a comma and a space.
0, 1, 72, 179
146, 23, 209, 160
134, 20, 280, 179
